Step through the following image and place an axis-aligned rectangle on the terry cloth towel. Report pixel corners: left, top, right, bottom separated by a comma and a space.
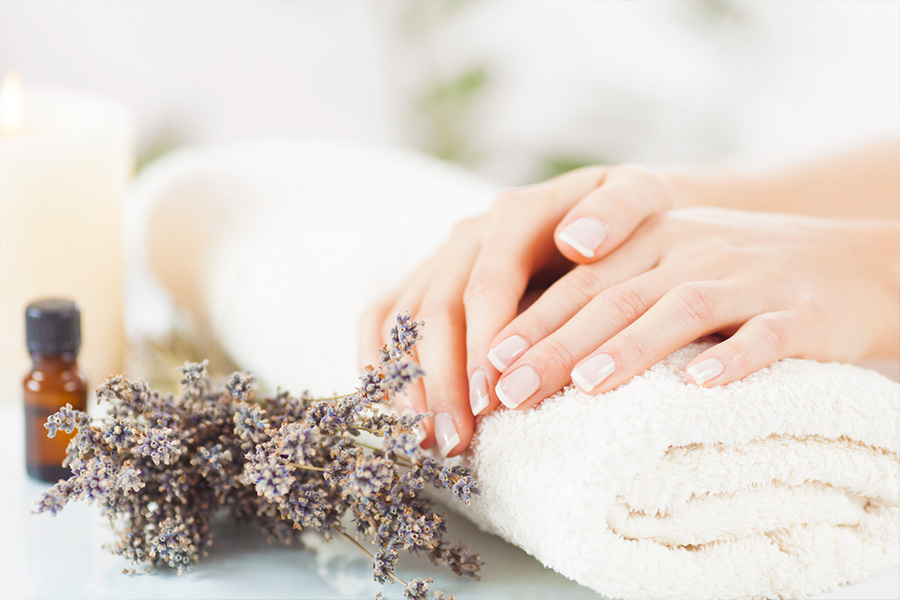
130, 138, 900, 600
447, 339, 899, 600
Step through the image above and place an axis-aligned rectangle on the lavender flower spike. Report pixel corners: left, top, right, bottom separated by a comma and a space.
34, 312, 481, 596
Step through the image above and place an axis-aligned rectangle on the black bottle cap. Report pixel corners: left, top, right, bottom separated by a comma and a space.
25, 299, 82, 355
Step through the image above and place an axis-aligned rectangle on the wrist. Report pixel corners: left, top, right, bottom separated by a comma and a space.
866, 220, 900, 360
841, 219, 900, 361
661, 168, 770, 211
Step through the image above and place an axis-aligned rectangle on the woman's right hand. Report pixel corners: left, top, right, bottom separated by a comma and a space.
358, 164, 677, 457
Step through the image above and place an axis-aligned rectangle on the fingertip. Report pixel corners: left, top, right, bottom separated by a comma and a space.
570, 368, 596, 395
494, 381, 516, 409
494, 363, 543, 410
468, 367, 491, 416
486, 334, 530, 372
685, 356, 726, 386
486, 349, 507, 371
416, 414, 437, 450
435, 410, 475, 457
570, 352, 616, 395
555, 216, 610, 263
557, 231, 596, 260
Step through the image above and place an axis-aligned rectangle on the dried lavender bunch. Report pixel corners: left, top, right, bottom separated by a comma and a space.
36, 312, 481, 599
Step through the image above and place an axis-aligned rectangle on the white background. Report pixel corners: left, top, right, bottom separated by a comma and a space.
2, 0, 898, 184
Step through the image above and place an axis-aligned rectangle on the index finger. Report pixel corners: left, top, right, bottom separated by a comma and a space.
463, 167, 607, 416
555, 164, 674, 264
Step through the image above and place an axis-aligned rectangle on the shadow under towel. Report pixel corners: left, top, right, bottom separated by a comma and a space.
449, 340, 899, 600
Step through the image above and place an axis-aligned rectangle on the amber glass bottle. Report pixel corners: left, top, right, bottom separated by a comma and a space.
24, 299, 88, 482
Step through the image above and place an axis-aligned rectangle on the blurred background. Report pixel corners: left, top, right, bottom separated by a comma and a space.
3, 0, 898, 181
1, 0, 898, 401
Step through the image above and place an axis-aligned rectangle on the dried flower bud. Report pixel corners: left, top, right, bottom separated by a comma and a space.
226, 372, 254, 402
44, 403, 87, 438
34, 313, 480, 596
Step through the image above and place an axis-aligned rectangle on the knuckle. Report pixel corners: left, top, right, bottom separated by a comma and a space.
463, 273, 517, 308
616, 163, 668, 191
594, 187, 630, 223
757, 314, 793, 354
521, 309, 557, 343
671, 282, 717, 324
725, 342, 745, 367
618, 332, 652, 365
604, 285, 648, 325
612, 163, 673, 212
561, 267, 605, 301
462, 273, 495, 307
417, 303, 461, 332
535, 337, 575, 374
727, 341, 754, 373
793, 288, 822, 318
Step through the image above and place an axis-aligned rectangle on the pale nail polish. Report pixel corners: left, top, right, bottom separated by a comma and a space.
403, 408, 427, 445
571, 353, 616, 391
434, 413, 460, 457
557, 217, 610, 258
687, 357, 724, 385
469, 368, 490, 415
496, 364, 540, 408
487, 335, 529, 371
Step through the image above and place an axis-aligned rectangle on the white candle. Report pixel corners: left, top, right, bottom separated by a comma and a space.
0, 72, 135, 403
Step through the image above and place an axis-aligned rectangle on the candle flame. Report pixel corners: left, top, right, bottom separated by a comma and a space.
0, 70, 24, 136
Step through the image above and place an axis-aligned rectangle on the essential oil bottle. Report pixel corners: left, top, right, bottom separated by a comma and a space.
24, 299, 88, 482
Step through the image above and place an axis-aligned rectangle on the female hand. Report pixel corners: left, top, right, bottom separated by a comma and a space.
358, 165, 677, 456
489, 207, 900, 411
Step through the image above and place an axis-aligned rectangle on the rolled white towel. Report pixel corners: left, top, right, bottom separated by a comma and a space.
129, 137, 495, 394
452, 339, 898, 600
131, 138, 900, 599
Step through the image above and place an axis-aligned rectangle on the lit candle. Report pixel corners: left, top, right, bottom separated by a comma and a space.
0, 72, 135, 403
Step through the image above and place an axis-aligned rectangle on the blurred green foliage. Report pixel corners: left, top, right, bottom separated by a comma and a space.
135, 123, 188, 174
134, 0, 746, 183
540, 156, 610, 181
417, 66, 490, 165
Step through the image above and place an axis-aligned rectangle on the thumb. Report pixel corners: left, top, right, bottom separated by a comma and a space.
554, 164, 674, 264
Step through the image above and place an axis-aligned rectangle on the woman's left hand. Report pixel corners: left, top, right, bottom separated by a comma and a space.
488, 207, 900, 409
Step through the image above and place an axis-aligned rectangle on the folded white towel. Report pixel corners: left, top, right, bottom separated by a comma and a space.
451, 339, 899, 600
131, 138, 900, 599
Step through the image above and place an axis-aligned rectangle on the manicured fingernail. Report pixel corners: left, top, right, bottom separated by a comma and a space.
495, 364, 540, 408
557, 217, 610, 258
487, 335, 529, 371
687, 357, 724, 385
434, 413, 460, 457
571, 353, 616, 391
403, 408, 427, 445
469, 368, 490, 415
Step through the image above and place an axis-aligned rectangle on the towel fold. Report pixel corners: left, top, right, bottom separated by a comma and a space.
453, 340, 899, 600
